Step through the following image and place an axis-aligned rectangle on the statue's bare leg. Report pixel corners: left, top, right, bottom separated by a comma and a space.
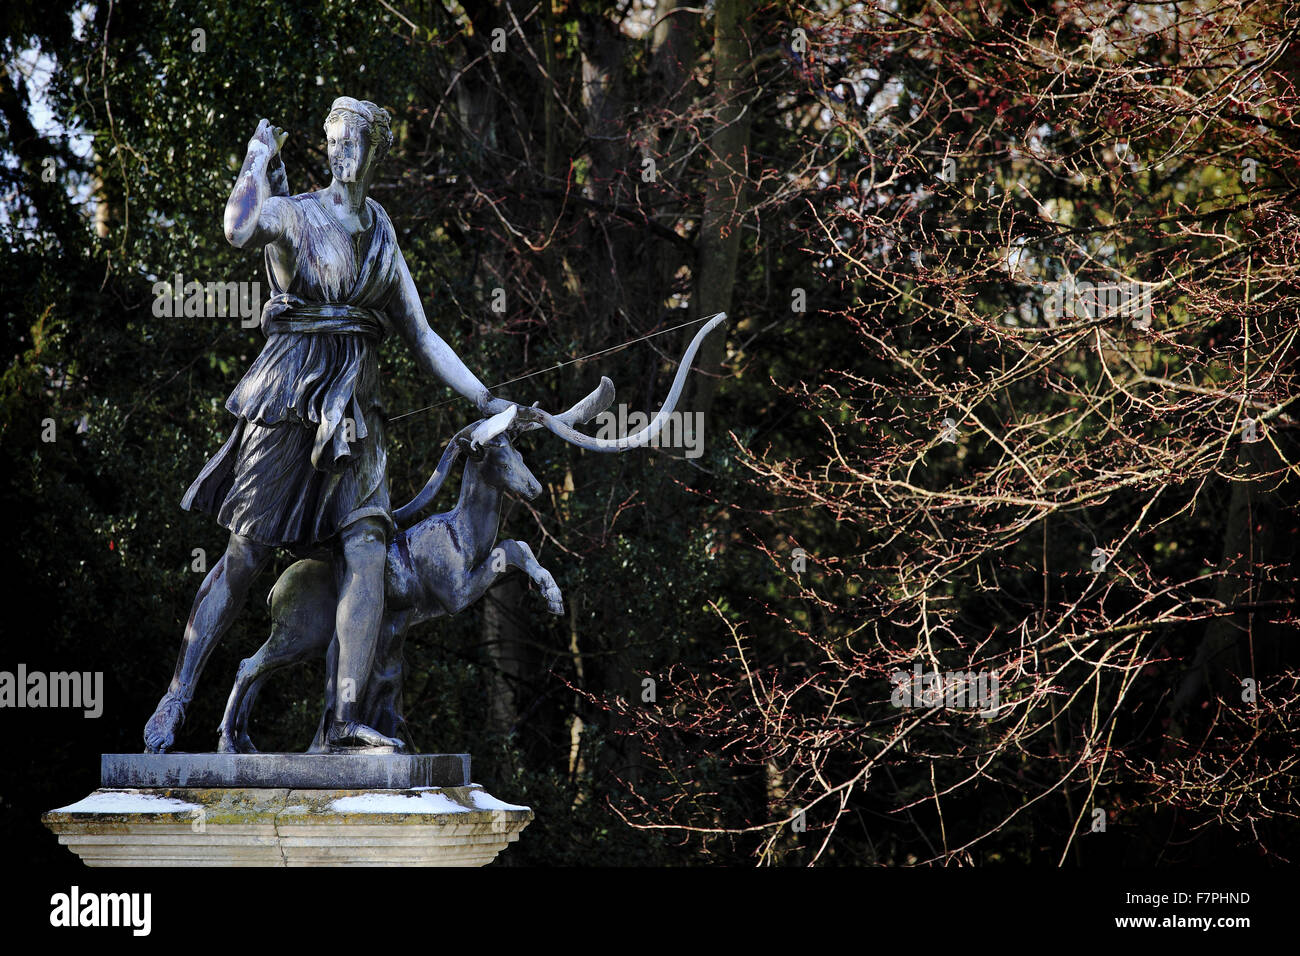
144, 532, 272, 752
327, 516, 404, 751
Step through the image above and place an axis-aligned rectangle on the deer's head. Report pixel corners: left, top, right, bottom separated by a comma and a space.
457, 405, 543, 501
393, 380, 617, 525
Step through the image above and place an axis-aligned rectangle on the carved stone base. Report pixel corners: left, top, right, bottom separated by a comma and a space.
43, 785, 533, 867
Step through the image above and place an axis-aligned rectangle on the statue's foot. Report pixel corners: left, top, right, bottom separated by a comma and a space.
327, 719, 406, 753
144, 692, 187, 753
237, 731, 259, 754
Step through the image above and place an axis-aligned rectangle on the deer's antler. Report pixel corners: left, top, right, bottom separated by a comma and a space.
528, 312, 726, 452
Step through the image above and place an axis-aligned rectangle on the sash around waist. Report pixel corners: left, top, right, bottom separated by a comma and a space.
230, 294, 386, 469
260, 294, 386, 341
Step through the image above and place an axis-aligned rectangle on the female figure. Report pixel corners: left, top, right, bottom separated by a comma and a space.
144, 97, 512, 752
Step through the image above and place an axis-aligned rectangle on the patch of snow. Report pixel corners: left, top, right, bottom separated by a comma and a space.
53, 790, 200, 814
329, 790, 467, 814
467, 789, 530, 813
327, 788, 531, 815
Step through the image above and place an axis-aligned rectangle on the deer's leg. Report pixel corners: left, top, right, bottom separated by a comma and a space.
362, 611, 412, 745
217, 662, 249, 753
445, 540, 564, 616
496, 539, 565, 615
219, 655, 274, 755
231, 671, 268, 752
307, 637, 340, 755
218, 608, 330, 753
443, 553, 506, 614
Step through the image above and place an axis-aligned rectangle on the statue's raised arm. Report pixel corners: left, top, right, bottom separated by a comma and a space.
224, 118, 291, 249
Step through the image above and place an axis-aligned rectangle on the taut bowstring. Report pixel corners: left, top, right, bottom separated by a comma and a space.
387, 313, 716, 424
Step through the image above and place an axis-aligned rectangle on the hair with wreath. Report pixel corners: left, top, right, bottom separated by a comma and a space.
323, 96, 393, 161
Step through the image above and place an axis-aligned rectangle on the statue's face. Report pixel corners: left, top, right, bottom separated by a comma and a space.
325, 113, 374, 184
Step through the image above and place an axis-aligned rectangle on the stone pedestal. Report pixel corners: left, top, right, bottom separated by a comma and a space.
43, 754, 533, 867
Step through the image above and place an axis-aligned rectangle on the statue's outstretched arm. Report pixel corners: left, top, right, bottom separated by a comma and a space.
224, 119, 291, 249
388, 248, 513, 416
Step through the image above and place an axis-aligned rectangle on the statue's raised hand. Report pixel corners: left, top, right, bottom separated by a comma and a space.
249, 119, 290, 196
476, 390, 519, 418
249, 118, 289, 158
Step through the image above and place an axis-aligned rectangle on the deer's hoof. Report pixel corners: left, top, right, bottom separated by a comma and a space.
217, 727, 259, 754
541, 582, 565, 615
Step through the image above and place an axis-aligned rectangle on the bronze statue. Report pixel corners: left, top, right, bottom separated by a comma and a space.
144, 97, 516, 753
144, 95, 727, 756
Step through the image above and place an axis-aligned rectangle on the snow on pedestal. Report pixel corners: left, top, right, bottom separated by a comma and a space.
43, 785, 532, 867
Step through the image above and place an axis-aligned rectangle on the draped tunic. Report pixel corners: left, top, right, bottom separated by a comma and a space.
182, 193, 401, 554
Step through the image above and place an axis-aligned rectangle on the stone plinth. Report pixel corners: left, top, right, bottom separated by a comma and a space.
101, 752, 470, 789
43, 785, 532, 866
44, 754, 532, 867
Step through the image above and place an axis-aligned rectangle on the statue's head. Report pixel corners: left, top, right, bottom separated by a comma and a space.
323, 96, 393, 185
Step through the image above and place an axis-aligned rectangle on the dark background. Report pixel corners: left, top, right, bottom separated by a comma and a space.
2, 0, 1297, 870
